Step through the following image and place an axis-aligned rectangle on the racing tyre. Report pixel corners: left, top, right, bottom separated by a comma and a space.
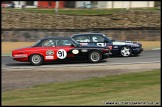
29, 54, 43, 65
120, 46, 132, 57
88, 51, 102, 63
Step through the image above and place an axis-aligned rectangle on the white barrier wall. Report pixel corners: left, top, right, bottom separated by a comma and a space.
97, 1, 154, 9
13, 1, 26, 8
13, 1, 38, 8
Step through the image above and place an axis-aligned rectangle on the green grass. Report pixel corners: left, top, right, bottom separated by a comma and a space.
2, 8, 124, 15
2, 69, 160, 106
3, 7, 160, 15
59, 9, 124, 15
2, 52, 12, 56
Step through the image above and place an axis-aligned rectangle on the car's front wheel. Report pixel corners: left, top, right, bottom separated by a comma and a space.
120, 46, 132, 57
29, 54, 43, 65
88, 51, 102, 63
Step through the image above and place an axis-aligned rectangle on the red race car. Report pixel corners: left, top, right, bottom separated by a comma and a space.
12, 36, 111, 65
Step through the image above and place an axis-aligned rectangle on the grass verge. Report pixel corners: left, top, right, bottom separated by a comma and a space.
3, 8, 125, 15
2, 69, 160, 106
138, 41, 160, 50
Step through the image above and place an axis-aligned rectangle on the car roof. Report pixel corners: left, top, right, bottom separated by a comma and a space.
72, 33, 104, 36
40, 36, 71, 40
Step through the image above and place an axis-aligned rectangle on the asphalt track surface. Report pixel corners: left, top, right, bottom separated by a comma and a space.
2, 50, 160, 70
2, 50, 160, 91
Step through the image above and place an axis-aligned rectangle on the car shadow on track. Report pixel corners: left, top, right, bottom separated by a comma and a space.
6, 60, 108, 66
109, 54, 141, 58
6, 63, 32, 66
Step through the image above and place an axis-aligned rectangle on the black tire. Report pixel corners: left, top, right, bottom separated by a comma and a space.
120, 46, 132, 57
88, 51, 102, 63
29, 54, 43, 65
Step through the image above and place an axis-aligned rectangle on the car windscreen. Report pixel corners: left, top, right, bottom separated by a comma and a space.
70, 38, 80, 46
55, 39, 73, 46
32, 40, 42, 47
104, 35, 114, 43
33, 39, 75, 47
32, 39, 55, 47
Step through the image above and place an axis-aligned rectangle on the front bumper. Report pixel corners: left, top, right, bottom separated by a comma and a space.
12, 56, 28, 62
132, 48, 143, 54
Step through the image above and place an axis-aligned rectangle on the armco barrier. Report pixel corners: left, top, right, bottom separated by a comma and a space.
2, 27, 160, 42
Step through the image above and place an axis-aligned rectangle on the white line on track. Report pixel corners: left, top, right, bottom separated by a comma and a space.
2, 61, 160, 70
152, 48, 161, 50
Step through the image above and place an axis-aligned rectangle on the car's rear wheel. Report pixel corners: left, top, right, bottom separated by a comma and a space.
120, 46, 132, 57
88, 51, 102, 63
29, 54, 43, 65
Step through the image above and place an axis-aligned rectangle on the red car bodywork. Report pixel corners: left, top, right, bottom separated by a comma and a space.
12, 46, 74, 62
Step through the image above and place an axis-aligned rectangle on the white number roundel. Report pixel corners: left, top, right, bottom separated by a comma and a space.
57, 49, 67, 59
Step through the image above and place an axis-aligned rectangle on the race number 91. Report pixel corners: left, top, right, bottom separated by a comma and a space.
57, 49, 67, 59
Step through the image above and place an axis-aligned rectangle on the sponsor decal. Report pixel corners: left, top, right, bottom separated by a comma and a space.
113, 42, 126, 45
81, 49, 88, 52
77, 39, 90, 42
125, 43, 133, 45
113, 46, 118, 48
46, 50, 54, 56
72, 49, 79, 54
45, 56, 54, 59
14, 54, 27, 58
57, 49, 67, 59
125, 41, 132, 43
80, 43, 88, 46
97, 43, 106, 47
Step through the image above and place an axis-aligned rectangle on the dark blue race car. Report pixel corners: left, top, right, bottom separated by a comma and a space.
71, 33, 143, 57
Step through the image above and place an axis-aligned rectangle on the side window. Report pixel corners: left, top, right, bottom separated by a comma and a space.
56, 39, 72, 46
42, 39, 55, 47
91, 35, 105, 42
74, 35, 90, 42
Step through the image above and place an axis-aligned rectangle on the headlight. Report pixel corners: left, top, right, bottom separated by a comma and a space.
133, 44, 140, 47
